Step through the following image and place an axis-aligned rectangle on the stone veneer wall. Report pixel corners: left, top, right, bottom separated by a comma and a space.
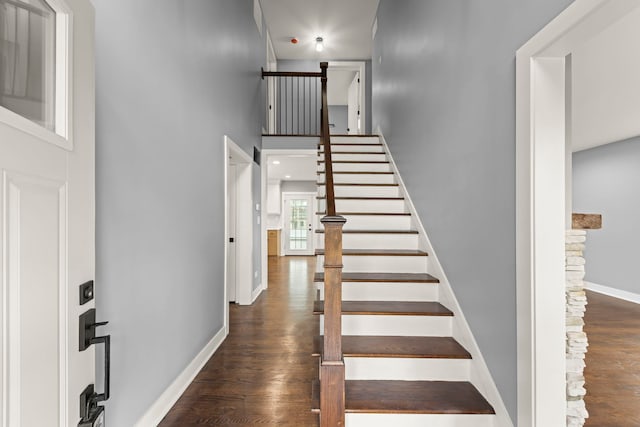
566, 229, 589, 426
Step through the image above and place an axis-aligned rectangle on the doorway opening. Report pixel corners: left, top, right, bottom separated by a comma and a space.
224, 136, 253, 320
515, 1, 640, 425
260, 149, 318, 287
327, 61, 366, 135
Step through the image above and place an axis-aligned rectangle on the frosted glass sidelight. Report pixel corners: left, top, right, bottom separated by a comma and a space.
289, 199, 308, 250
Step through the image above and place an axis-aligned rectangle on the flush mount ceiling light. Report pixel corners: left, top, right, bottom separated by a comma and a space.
272, 160, 280, 165
285, 175, 291, 179
315, 37, 324, 52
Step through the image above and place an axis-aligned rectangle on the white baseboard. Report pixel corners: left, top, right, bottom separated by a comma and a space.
134, 327, 227, 427
251, 283, 265, 303
585, 281, 640, 304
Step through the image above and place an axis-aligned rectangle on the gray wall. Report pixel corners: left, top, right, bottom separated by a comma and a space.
372, 0, 573, 421
329, 105, 348, 134
573, 137, 640, 295
94, 1, 264, 425
279, 60, 372, 134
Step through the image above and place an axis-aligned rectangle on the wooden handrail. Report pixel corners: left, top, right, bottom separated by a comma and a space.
261, 69, 323, 78
320, 63, 336, 217
318, 62, 346, 427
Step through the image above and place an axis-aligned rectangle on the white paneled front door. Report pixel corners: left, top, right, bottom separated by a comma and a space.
0, 0, 96, 425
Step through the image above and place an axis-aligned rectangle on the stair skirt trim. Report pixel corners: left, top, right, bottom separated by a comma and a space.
133, 327, 227, 427
376, 128, 513, 427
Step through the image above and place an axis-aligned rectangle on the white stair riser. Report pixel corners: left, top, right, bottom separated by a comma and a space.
320, 315, 452, 336
316, 214, 411, 229
318, 185, 401, 198
319, 153, 387, 162
318, 282, 439, 302
319, 163, 391, 172
317, 233, 419, 249
330, 199, 407, 213
345, 358, 470, 381
319, 173, 396, 184
331, 136, 379, 144
345, 414, 494, 427
316, 255, 427, 273
320, 145, 384, 153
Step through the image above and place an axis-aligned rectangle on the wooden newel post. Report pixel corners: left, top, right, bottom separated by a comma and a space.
320, 214, 346, 427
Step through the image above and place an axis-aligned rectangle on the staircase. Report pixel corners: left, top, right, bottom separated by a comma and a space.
312, 135, 496, 427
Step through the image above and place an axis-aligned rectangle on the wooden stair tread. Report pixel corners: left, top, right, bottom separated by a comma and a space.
313, 300, 451, 316
316, 182, 399, 186
317, 171, 393, 174
318, 144, 383, 148
316, 229, 418, 234
316, 212, 410, 216
315, 249, 427, 256
317, 196, 404, 200
318, 151, 384, 155
312, 336, 471, 359
319, 160, 389, 164
311, 380, 495, 414
327, 134, 380, 137
314, 272, 439, 283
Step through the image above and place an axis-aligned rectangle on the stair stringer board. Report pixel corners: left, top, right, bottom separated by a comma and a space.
376, 128, 514, 427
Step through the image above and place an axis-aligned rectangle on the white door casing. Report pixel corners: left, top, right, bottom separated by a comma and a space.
224, 136, 253, 313
0, 1, 95, 426
329, 61, 366, 135
515, 1, 640, 425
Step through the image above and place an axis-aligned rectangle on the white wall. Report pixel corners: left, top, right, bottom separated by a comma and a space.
572, 7, 640, 152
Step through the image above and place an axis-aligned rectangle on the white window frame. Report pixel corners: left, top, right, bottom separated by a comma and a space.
0, 0, 73, 150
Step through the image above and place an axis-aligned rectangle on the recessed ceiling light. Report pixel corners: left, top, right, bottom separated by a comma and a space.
272, 160, 280, 165
285, 175, 291, 179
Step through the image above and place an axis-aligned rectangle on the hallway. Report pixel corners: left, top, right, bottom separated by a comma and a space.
160, 256, 319, 426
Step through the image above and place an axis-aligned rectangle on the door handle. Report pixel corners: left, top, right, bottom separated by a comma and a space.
79, 309, 110, 425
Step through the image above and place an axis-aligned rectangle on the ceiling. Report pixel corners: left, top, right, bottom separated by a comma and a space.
266, 154, 317, 182
261, 0, 379, 60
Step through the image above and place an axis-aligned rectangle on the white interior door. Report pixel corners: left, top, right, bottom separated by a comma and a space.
227, 164, 237, 303
347, 72, 360, 135
266, 31, 277, 134
0, 1, 95, 426
283, 193, 314, 256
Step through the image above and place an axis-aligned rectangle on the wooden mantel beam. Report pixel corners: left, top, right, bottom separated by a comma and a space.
572, 213, 602, 230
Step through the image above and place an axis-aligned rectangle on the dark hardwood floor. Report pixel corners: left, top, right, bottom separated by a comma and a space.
160, 256, 319, 426
584, 290, 640, 426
